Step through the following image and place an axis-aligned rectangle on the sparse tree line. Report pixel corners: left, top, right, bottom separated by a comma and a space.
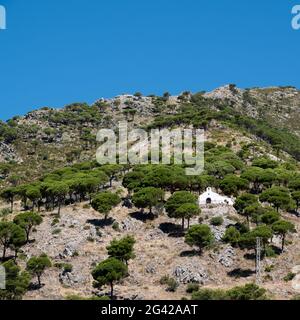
0, 143, 299, 300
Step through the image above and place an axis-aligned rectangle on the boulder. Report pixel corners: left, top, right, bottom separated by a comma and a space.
218, 246, 236, 268
121, 218, 143, 232
59, 271, 86, 287
59, 243, 79, 258
173, 264, 208, 284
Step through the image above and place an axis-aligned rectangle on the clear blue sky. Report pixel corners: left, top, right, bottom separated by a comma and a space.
0, 0, 299, 120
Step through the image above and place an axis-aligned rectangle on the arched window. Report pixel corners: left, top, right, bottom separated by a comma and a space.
206, 198, 212, 204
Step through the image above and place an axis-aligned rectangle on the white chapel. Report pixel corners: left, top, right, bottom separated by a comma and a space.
199, 187, 234, 206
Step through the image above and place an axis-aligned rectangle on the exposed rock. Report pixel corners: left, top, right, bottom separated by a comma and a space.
0, 142, 22, 163
59, 271, 87, 287
59, 243, 79, 259
145, 264, 157, 274
218, 246, 236, 268
121, 217, 144, 232
145, 229, 165, 241
89, 226, 98, 240
292, 265, 300, 274
292, 275, 300, 292
128, 294, 145, 300
210, 225, 226, 241
173, 263, 208, 284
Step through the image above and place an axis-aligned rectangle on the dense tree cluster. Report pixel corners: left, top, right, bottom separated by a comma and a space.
0, 162, 125, 215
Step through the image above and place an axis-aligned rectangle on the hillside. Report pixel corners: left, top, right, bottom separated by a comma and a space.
0, 85, 300, 301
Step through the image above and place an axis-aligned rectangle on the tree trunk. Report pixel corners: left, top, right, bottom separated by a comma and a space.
10, 199, 14, 213
182, 218, 185, 231
37, 274, 41, 287
26, 230, 30, 243
282, 234, 285, 252
110, 282, 114, 300
187, 218, 190, 229
2, 245, 6, 260
14, 249, 18, 261
58, 202, 61, 216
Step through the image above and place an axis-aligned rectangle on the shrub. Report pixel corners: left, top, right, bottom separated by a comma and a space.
186, 283, 200, 293
160, 275, 179, 292
51, 218, 60, 226
192, 288, 227, 300
52, 228, 61, 235
265, 265, 274, 273
166, 278, 179, 292
210, 216, 224, 226
191, 283, 267, 300
0, 208, 11, 218
222, 226, 240, 246
112, 222, 120, 231
264, 246, 277, 258
72, 251, 79, 257
226, 283, 267, 300
55, 263, 73, 273
283, 272, 296, 282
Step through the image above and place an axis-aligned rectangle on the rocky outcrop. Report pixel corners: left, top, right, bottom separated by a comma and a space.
217, 246, 236, 268
173, 263, 208, 284
0, 142, 21, 162
121, 217, 144, 232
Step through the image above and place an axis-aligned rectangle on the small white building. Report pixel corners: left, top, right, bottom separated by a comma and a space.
199, 187, 234, 206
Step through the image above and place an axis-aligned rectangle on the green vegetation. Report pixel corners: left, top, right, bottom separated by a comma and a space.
0, 260, 30, 300
191, 283, 267, 300
165, 191, 199, 230
210, 216, 224, 226
132, 187, 164, 215
13, 212, 42, 242
92, 258, 128, 300
185, 224, 214, 254
159, 275, 179, 292
91, 192, 121, 221
1, 87, 300, 301
272, 220, 295, 252
283, 272, 296, 282
0, 222, 26, 259
26, 254, 52, 287
107, 236, 136, 265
